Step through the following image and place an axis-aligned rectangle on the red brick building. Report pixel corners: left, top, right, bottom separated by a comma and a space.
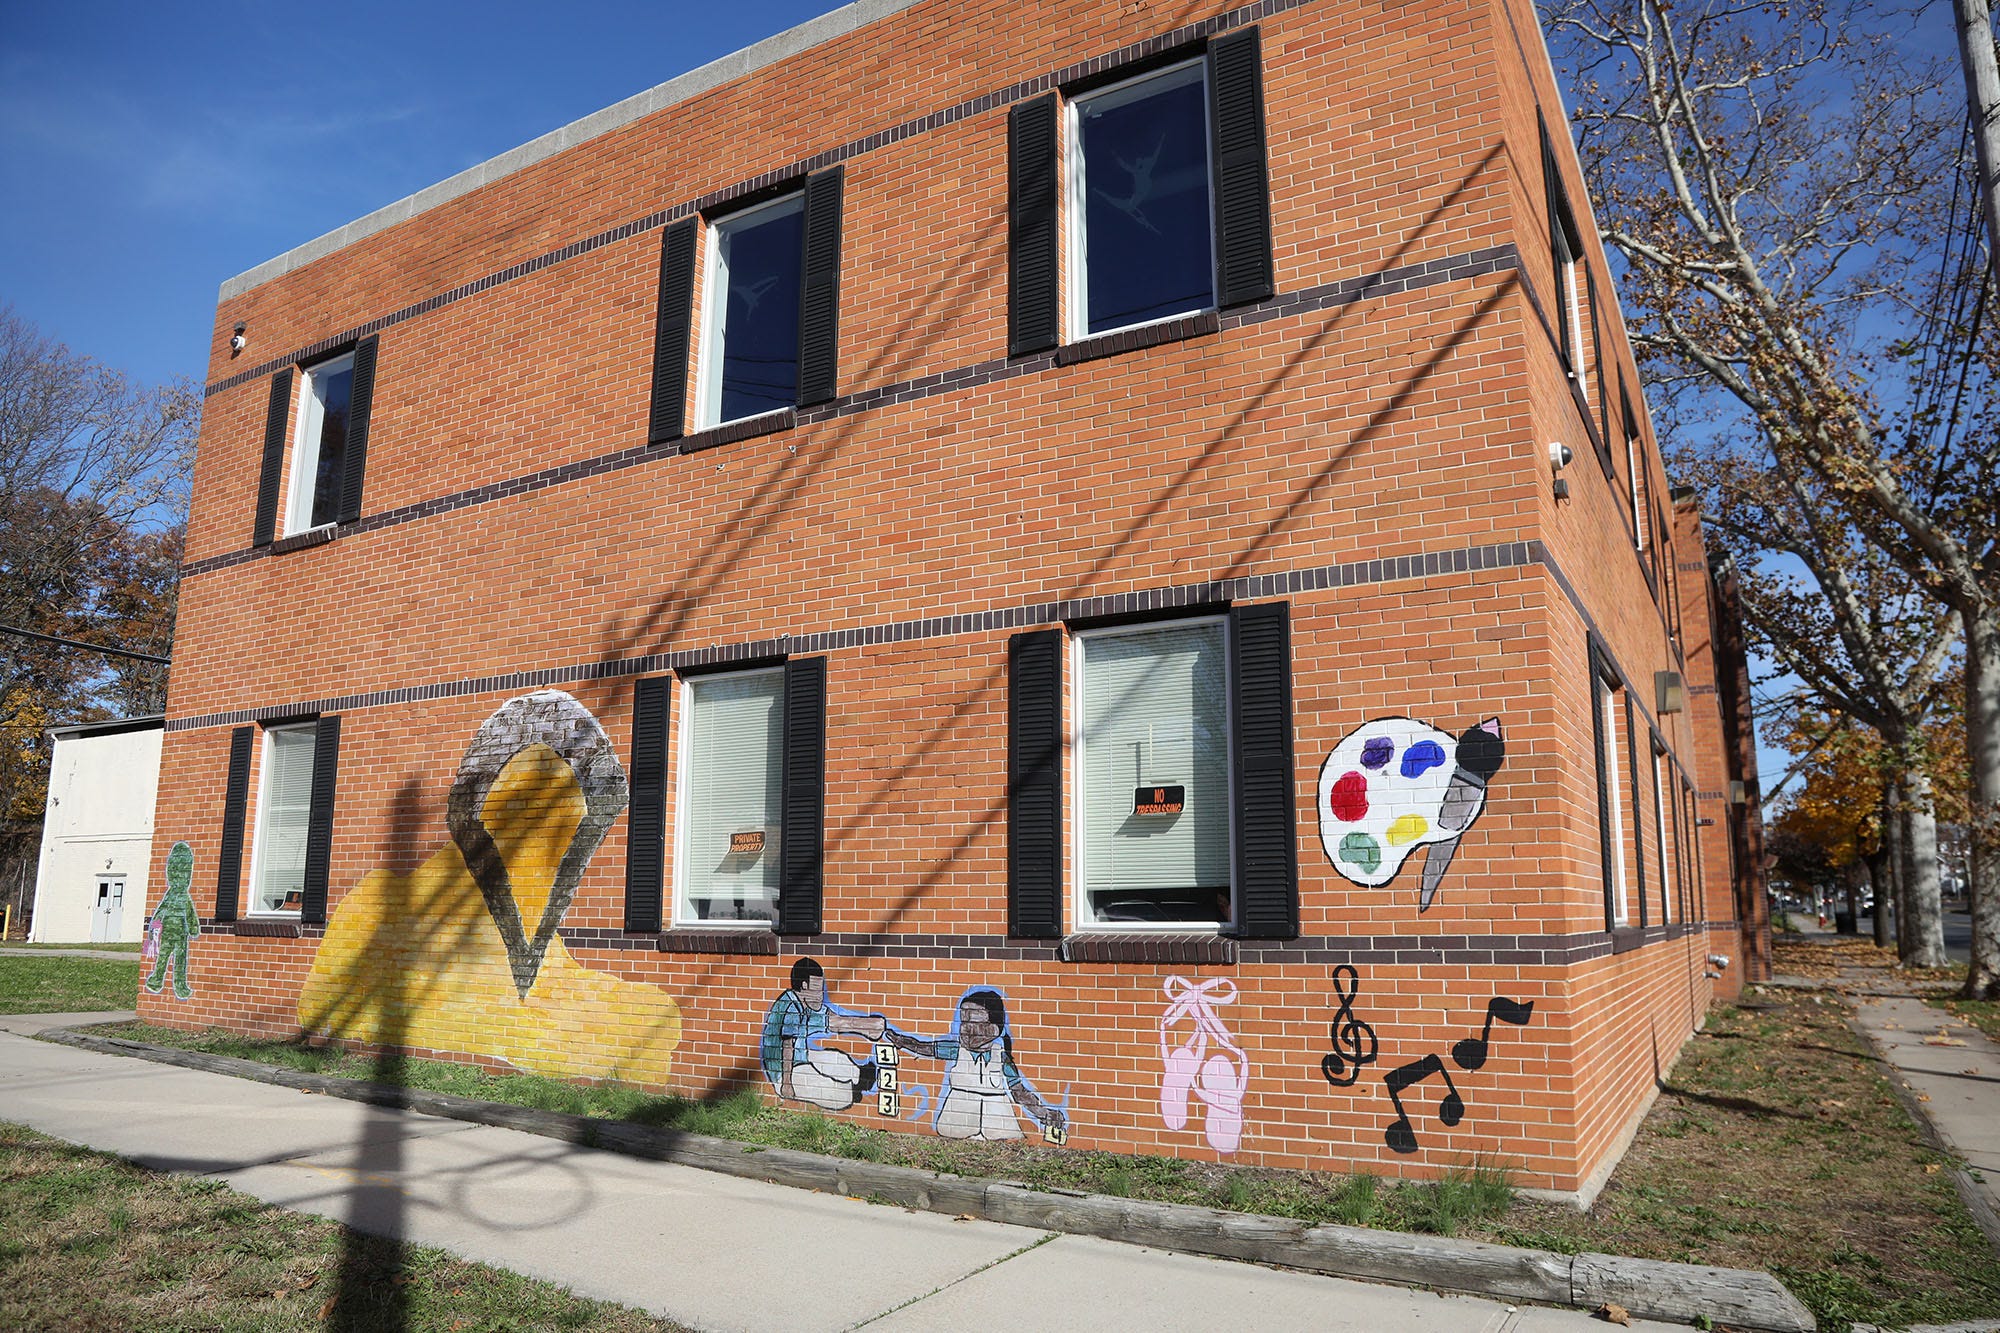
144, 0, 1766, 1198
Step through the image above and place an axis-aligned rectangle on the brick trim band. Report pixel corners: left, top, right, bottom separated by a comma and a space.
165, 536, 1545, 733
183, 244, 1521, 582
207, 0, 1318, 397
555, 924, 1705, 965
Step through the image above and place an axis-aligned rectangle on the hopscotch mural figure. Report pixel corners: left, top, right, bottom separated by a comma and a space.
142, 841, 200, 1000
888, 988, 1067, 1142
1159, 975, 1250, 1154
760, 958, 888, 1110
1317, 717, 1505, 911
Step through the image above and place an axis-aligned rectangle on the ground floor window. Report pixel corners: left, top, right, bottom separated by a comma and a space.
250, 723, 316, 915
1074, 618, 1231, 926
676, 667, 784, 926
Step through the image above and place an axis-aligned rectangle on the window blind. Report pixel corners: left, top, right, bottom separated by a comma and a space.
682, 670, 783, 922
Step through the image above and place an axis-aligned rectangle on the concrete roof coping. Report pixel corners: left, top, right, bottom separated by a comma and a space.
217, 0, 924, 303
47, 715, 166, 741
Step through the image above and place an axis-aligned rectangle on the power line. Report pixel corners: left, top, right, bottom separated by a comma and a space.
0, 625, 170, 666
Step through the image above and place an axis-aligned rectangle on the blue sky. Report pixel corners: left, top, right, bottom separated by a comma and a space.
0, 1, 833, 387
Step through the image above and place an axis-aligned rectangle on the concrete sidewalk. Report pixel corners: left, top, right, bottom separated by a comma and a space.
1844, 989, 2000, 1247
0, 1012, 1677, 1333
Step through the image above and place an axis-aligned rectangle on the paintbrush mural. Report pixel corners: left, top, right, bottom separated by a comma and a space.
1317, 717, 1505, 911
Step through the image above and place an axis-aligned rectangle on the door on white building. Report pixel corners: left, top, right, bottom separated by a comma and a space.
91, 876, 125, 943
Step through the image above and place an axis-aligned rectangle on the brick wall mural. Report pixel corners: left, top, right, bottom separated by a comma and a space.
299, 691, 683, 1082
1159, 975, 1250, 1154
1316, 717, 1506, 910
760, 961, 1068, 1142
142, 841, 200, 1000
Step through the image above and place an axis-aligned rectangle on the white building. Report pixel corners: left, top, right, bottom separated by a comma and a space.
29, 716, 164, 943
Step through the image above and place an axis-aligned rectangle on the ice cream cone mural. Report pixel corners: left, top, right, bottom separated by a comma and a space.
300, 691, 682, 1084
1317, 717, 1505, 911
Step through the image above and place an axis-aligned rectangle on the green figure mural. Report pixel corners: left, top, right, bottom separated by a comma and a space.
144, 841, 200, 1000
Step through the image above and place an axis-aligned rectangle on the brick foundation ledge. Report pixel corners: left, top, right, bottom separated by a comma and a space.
33, 1022, 1813, 1333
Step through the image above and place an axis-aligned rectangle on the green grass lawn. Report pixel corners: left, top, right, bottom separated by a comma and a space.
92, 984, 2000, 1332
0, 956, 140, 1013
0, 1121, 686, 1332
1, 940, 145, 952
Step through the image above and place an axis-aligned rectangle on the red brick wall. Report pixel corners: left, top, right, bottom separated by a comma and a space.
145, 0, 1751, 1194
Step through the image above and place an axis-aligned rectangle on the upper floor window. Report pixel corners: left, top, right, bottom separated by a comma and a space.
288, 352, 353, 534
1542, 125, 1587, 390
647, 169, 845, 445
250, 336, 379, 549
698, 194, 805, 429
1006, 28, 1272, 359
1067, 60, 1214, 338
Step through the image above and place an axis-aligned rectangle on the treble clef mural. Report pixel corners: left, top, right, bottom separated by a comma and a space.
1319, 964, 1379, 1088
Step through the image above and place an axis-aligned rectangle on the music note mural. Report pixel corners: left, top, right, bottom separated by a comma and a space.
1319, 964, 1379, 1088
1452, 997, 1534, 1072
1380, 994, 1535, 1154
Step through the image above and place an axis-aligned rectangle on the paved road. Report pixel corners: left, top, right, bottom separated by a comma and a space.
0, 1011, 1680, 1333
1847, 909, 1972, 966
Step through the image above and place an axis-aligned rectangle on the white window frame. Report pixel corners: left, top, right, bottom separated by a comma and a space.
285, 351, 354, 536
1654, 751, 1674, 924
1603, 687, 1629, 926
1069, 615, 1235, 933
671, 665, 785, 930
694, 192, 805, 432
245, 721, 316, 918
1063, 57, 1217, 343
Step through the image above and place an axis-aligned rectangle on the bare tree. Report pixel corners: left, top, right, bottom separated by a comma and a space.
1543, 0, 2000, 996
0, 306, 197, 892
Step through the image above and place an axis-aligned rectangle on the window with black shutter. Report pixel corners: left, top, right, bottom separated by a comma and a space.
214, 726, 255, 922
1008, 629, 1063, 937
625, 676, 670, 933
1011, 26, 1273, 353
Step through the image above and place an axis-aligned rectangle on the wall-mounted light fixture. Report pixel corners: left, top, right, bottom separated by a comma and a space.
230, 322, 247, 356
1549, 441, 1573, 501
1655, 670, 1685, 714
1728, 780, 1747, 805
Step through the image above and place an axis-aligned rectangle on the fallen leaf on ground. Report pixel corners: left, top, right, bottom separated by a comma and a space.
1925, 1163, 1943, 1174
1923, 1037, 1968, 1046
1597, 1301, 1633, 1325
1918, 1093, 1933, 1102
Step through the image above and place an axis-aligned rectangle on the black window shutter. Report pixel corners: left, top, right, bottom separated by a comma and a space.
252, 369, 294, 547
779, 656, 827, 935
337, 336, 379, 525
1229, 601, 1297, 938
1008, 93, 1061, 357
1209, 27, 1275, 309
1007, 629, 1063, 938
1587, 266, 1606, 443
301, 715, 343, 925
215, 726, 254, 922
647, 218, 700, 444
797, 167, 845, 407
1625, 698, 1647, 929
624, 676, 670, 933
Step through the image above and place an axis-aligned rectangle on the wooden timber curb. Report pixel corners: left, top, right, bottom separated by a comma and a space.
38, 1026, 1815, 1332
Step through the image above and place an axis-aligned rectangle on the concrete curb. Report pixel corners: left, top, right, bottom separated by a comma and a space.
36, 1026, 1815, 1332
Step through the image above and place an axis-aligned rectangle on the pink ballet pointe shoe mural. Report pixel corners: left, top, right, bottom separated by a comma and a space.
1159, 976, 1250, 1154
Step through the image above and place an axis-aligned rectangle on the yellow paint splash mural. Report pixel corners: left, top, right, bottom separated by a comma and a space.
300, 690, 681, 1084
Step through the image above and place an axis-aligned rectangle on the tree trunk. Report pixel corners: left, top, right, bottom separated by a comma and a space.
1903, 768, 1948, 967
1964, 608, 2000, 999
1873, 843, 1894, 949
1955, 0, 2000, 290
1888, 785, 1914, 959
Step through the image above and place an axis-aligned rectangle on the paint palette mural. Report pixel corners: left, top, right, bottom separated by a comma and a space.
1317, 717, 1505, 911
